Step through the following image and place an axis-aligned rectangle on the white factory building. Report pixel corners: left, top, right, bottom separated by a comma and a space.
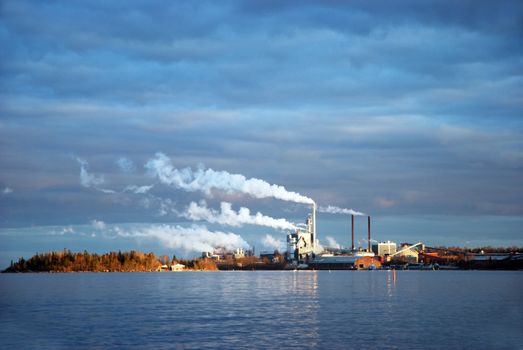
372, 240, 397, 257
286, 204, 319, 263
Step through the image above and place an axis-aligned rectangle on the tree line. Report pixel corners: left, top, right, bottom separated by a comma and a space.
3, 249, 218, 272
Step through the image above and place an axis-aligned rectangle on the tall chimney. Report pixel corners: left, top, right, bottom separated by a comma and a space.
351, 214, 355, 251
312, 202, 316, 250
368, 216, 371, 252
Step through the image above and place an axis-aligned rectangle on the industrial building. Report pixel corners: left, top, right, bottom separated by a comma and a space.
286, 203, 318, 263
287, 209, 384, 270
372, 240, 397, 257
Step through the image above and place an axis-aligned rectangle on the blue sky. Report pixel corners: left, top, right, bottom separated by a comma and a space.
0, 1, 522, 266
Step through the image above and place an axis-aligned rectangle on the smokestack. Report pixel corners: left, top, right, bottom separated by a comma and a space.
351, 214, 355, 251
368, 216, 371, 252
312, 202, 316, 249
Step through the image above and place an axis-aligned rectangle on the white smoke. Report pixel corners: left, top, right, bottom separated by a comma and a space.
77, 157, 104, 187
318, 205, 365, 216
2, 187, 13, 195
114, 224, 249, 253
124, 185, 154, 194
262, 234, 285, 252
325, 236, 341, 249
145, 153, 314, 205
76, 157, 116, 194
181, 200, 297, 230
76, 157, 154, 195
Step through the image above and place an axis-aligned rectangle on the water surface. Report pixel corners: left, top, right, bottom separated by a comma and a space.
1, 271, 522, 349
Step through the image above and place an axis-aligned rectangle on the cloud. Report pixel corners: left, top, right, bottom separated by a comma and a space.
114, 224, 249, 253
2, 187, 13, 195
76, 157, 105, 188
116, 157, 136, 173
123, 185, 154, 194
180, 200, 297, 230
50, 226, 75, 236
375, 197, 396, 209
261, 234, 285, 252
145, 152, 314, 204
91, 219, 106, 230
0, 0, 522, 233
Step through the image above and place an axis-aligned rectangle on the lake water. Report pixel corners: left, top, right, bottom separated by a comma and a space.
1, 271, 522, 349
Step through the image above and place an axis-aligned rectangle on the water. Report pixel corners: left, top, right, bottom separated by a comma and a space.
1, 271, 522, 349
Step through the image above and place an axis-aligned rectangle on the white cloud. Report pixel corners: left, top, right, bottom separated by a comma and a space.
76, 157, 116, 194
123, 185, 154, 194
91, 219, 106, 230
2, 187, 13, 195
50, 226, 75, 235
116, 157, 136, 173
375, 197, 396, 208
76, 157, 104, 188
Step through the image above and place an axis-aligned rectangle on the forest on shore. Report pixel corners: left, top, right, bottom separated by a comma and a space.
3, 250, 218, 272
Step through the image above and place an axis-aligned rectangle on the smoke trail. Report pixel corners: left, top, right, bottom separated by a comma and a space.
114, 224, 249, 253
325, 236, 341, 249
318, 205, 365, 216
123, 185, 154, 194
262, 234, 285, 252
145, 153, 314, 205
76, 158, 116, 194
181, 200, 297, 231
76, 157, 154, 195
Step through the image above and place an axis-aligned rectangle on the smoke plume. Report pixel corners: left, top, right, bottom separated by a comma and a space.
325, 236, 341, 249
262, 234, 285, 252
145, 153, 314, 204
181, 200, 297, 230
123, 185, 154, 194
76, 157, 116, 194
115, 224, 249, 253
318, 205, 365, 216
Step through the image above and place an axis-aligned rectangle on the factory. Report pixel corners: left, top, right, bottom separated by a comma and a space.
230, 203, 522, 270
286, 203, 319, 263
286, 206, 385, 269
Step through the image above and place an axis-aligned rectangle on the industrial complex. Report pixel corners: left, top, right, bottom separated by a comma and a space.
205, 205, 523, 271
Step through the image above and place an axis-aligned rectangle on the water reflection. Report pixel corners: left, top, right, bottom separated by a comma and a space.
386, 270, 397, 298
290, 271, 320, 348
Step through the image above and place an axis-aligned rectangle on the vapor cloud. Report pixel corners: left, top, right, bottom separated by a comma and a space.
115, 224, 249, 253
262, 234, 285, 252
123, 185, 154, 194
146, 153, 314, 204
318, 205, 365, 216
181, 200, 297, 231
77, 157, 104, 187
116, 157, 136, 173
2, 187, 13, 195
91, 219, 106, 230
325, 236, 341, 249
76, 158, 116, 194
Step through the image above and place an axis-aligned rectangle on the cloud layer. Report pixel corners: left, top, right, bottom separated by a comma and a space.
0, 1, 521, 252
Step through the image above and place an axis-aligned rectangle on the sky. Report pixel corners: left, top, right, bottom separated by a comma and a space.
0, 0, 522, 266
